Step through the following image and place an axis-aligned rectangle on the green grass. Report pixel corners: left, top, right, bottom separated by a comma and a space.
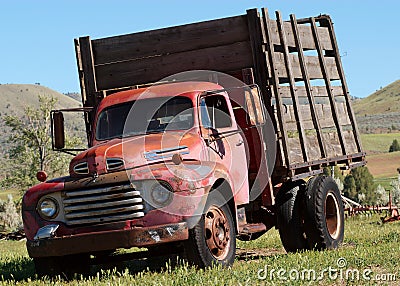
374, 177, 398, 189
0, 189, 21, 202
360, 132, 400, 154
0, 215, 398, 285
353, 79, 400, 115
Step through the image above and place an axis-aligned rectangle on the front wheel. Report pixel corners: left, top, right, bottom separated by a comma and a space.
303, 175, 344, 250
184, 191, 236, 268
34, 254, 90, 278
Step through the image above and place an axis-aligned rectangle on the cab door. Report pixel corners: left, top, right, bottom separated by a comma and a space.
199, 93, 249, 205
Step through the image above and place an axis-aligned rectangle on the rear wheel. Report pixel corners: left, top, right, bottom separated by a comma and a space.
276, 181, 309, 252
303, 175, 344, 250
184, 191, 236, 268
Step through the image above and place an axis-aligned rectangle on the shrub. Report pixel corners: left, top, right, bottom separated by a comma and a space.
389, 139, 400, 152
343, 166, 376, 204
0, 195, 22, 232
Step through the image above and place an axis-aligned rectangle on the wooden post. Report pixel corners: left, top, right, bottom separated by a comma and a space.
74, 36, 97, 146
246, 9, 272, 113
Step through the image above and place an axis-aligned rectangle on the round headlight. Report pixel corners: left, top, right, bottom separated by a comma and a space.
38, 197, 59, 219
151, 182, 173, 207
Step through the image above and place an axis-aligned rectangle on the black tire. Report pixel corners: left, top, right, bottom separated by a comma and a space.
184, 191, 236, 268
34, 254, 90, 278
34, 256, 62, 278
304, 175, 345, 250
276, 181, 309, 253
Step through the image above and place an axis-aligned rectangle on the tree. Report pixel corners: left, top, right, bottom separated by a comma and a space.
390, 179, 400, 205
1, 95, 80, 191
343, 175, 357, 200
375, 184, 389, 205
343, 166, 376, 204
323, 166, 344, 182
389, 139, 400, 152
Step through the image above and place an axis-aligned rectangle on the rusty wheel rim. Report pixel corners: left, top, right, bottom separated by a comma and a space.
204, 205, 231, 260
325, 192, 340, 240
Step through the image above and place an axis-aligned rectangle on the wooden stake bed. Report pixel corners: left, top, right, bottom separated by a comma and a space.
75, 8, 365, 181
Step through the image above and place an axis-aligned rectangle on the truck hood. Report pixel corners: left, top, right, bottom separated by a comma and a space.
69, 131, 200, 177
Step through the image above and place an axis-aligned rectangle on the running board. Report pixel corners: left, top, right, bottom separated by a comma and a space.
237, 223, 267, 241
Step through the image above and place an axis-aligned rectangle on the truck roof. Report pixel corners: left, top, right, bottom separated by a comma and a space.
97, 81, 224, 111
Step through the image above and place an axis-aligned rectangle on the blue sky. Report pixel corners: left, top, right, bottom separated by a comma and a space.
0, 0, 399, 98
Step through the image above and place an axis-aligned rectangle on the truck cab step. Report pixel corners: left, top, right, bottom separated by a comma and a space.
237, 223, 267, 241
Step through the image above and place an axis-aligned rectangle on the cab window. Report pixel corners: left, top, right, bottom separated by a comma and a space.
200, 94, 232, 129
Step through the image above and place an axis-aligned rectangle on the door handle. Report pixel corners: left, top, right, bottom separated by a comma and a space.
236, 140, 244, 146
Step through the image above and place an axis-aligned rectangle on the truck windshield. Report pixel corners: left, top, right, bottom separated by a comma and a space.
96, 96, 194, 140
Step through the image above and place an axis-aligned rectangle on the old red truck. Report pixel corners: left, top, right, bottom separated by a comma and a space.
22, 8, 365, 276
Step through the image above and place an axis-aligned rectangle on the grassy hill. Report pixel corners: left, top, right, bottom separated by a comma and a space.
0, 84, 80, 117
353, 80, 400, 133
0, 84, 85, 182
0, 84, 84, 144
353, 80, 400, 115
359, 132, 400, 188
360, 133, 400, 154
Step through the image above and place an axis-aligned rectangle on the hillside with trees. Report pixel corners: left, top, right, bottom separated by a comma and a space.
0, 84, 85, 187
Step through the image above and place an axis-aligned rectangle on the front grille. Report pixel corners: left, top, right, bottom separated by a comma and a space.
62, 184, 144, 226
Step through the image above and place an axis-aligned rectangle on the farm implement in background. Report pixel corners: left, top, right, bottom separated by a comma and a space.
342, 194, 399, 224
342, 168, 400, 223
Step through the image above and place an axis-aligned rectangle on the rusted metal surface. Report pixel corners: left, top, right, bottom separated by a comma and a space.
343, 195, 399, 224
63, 185, 144, 226
204, 206, 231, 260
27, 222, 188, 258
381, 209, 400, 224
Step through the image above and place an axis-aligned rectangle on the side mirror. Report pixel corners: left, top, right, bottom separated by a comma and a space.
245, 86, 265, 126
52, 111, 65, 149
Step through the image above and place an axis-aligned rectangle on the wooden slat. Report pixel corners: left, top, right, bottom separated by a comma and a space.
283, 104, 338, 130
317, 16, 363, 154
262, 8, 290, 168
274, 53, 339, 80
343, 130, 358, 154
275, 11, 308, 162
92, 15, 250, 65
95, 41, 253, 91
310, 17, 347, 155
267, 21, 332, 50
322, 132, 342, 158
290, 14, 326, 158
278, 86, 343, 98
286, 128, 358, 164
336, 102, 351, 125
287, 131, 346, 160
317, 104, 335, 128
